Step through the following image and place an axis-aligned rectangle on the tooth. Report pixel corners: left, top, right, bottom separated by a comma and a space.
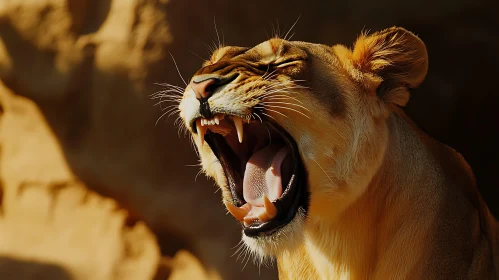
196, 119, 205, 146
262, 195, 277, 220
224, 201, 250, 222
214, 116, 220, 125
257, 211, 271, 222
233, 116, 243, 143
243, 217, 258, 227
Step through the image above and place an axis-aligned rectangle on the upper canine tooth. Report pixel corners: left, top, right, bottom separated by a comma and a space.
233, 116, 244, 143
214, 116, 220, 125
196, 119, 206, 146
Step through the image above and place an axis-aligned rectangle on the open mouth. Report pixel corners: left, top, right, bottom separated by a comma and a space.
192, 114, 308, 237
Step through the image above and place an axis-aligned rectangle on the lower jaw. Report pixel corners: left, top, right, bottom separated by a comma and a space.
242, 161, 309, 237
241, 209, 307, 258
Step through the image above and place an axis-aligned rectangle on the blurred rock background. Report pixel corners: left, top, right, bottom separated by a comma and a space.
0, 0, 497, 279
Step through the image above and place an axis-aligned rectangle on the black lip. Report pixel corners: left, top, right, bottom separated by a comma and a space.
204, 119, 309, 237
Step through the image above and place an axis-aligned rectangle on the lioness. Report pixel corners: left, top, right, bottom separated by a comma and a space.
178, 27, 499, 279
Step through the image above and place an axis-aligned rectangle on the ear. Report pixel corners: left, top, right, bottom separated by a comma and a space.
350, 27, 428, 107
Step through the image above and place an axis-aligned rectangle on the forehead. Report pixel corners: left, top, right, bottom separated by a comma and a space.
210, 39, 297, 64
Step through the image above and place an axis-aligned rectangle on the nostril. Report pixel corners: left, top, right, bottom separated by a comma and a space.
204, 82, 219, 96
191, 78, 218, 100
190, 73, 239, 101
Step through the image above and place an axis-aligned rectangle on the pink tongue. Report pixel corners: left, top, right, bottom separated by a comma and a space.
243, 144, 291, 206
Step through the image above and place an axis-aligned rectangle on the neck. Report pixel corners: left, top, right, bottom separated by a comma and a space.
277, 112, 433, 279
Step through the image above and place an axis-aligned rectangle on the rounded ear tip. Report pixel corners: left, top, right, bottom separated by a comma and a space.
378, 26, 429, 88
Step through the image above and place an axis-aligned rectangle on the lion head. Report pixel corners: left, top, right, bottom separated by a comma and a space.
178, 27, 428, 260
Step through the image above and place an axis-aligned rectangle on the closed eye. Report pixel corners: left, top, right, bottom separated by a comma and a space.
275, 60, 302, 68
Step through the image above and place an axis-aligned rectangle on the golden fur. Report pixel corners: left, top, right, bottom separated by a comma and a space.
179, 27, 499, 279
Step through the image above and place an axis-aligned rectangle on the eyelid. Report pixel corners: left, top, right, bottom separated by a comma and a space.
275, 60, 302, 68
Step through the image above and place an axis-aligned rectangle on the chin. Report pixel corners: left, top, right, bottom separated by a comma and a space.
241, 207, 307, 260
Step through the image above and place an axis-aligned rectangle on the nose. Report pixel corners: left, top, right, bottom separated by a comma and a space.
190, 75, 222, 100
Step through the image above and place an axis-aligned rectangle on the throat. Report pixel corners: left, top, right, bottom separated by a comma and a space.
277, 195, 382, 279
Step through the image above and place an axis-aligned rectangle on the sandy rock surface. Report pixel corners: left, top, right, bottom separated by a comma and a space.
0, 86, 160, 280
0, 0, 275, 279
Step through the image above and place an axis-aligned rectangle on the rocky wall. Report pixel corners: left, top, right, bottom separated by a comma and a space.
0, 0, 497, 279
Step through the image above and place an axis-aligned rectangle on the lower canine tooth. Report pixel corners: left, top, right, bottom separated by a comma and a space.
263, 195, 277, 219
224, 201, 250, 222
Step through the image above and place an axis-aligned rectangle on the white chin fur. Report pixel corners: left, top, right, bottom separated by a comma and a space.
241, 208, 307, 262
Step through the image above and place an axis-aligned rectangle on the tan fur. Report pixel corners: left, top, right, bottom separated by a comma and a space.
179, 27, 499, 279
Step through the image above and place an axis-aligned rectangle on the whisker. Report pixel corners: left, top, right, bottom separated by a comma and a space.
257, 66, 272, 82
231, 241, 245, 257
213, 15, 222, 49
264, 79, 307, 87
167, 52, 187, 86
150, 92, 183, 99
312, 158, 334, 185
167, 109, 180, 119
242, 249, 252, 271
174, 116, 183, 127
194, 169, 203, 182
267, 126, 272, 145
260, 104, 311, 119
256, 106, 290, 119
222, 28, 225, 46
262, 70, 279, 81
260, 100, 310, 112
260, 87, 309, 97
261, 95, 305, 105
261, 112, 279, 122
283, 15, 301, 41
151, 97, 182, 104
155, 107, 179, 126
153, 83, 185, 92
156, 103, 178, 110
252, 112, 263, 123
275, 19, 281, 38
263, 82, 307, 91
210, 38, 218, 55
151, 90, 183, 98
204, 42, 216, 56
259, 89, 301, 99
189, 50, 207, 62
261, 86, 302, 95
154, 100, 180, 107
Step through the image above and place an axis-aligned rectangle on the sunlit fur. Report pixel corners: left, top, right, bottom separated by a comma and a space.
178, 27, 499, 279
